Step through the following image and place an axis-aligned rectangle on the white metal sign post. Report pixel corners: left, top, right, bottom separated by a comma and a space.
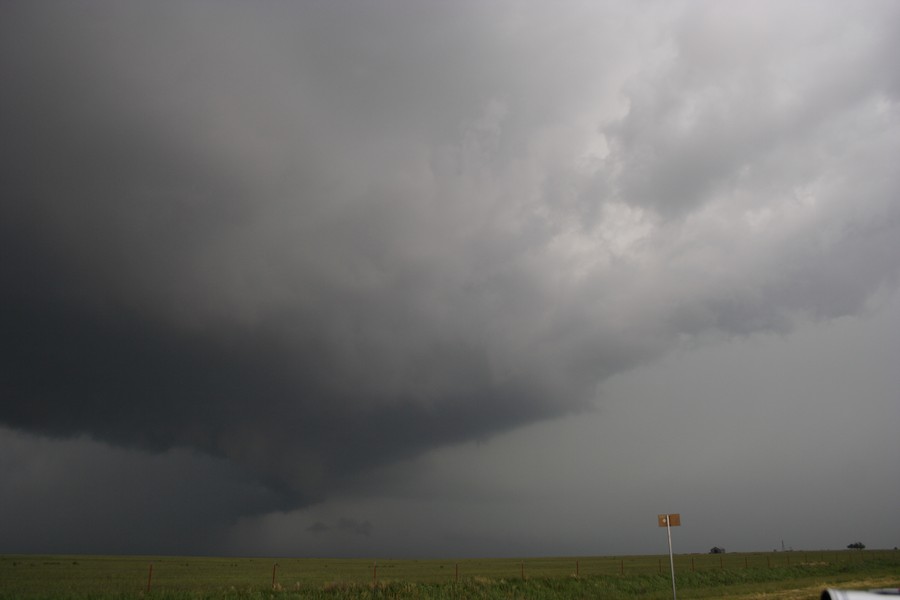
658, 514, 681, 600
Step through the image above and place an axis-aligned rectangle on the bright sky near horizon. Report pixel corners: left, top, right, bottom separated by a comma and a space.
2, 0, 899, 557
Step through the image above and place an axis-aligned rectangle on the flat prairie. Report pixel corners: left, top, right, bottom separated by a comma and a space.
1, 550, 897, 599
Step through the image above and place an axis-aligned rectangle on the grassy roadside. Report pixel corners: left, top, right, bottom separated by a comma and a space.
1, 551, 897, 599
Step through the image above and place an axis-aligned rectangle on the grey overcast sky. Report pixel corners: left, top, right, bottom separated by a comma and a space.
2, 0, 899, 558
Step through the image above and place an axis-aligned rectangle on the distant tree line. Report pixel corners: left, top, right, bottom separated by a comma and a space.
847, 542, 866, 550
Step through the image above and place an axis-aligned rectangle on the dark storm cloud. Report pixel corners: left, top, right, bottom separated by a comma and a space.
2, 1, 900, 554
0, 1, 616, 509
0, 426, 279, 554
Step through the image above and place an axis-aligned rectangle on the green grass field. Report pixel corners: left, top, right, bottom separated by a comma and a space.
1, 550, 897, 599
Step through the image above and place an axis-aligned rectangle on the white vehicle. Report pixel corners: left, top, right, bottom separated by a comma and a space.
822, 589, 900, 600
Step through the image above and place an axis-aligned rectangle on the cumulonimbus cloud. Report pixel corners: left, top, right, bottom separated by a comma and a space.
1, 1, 898, 517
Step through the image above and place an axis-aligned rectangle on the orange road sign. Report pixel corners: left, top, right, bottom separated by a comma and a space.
658, 513, 681, 527
658, 513, 681, 600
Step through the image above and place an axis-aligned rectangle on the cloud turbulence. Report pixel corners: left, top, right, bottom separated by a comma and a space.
2, 1, 899, 556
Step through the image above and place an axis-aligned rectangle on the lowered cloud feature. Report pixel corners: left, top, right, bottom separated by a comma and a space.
1, 1, 899, 556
